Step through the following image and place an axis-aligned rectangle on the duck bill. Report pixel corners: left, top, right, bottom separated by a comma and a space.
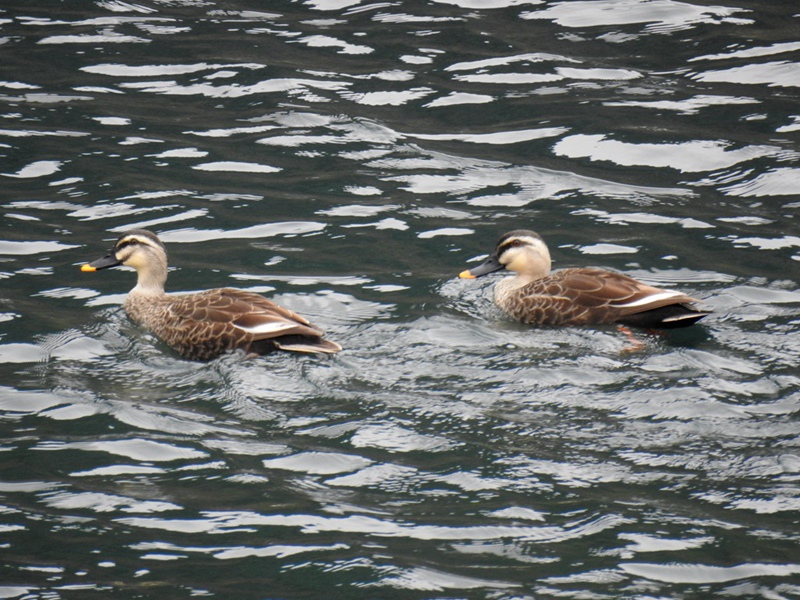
459, 254, 505, 279
81, 253, 121, 272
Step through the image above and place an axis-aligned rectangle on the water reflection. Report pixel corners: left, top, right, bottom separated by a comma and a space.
521, 0, 750, 32
1, 0, 799, 597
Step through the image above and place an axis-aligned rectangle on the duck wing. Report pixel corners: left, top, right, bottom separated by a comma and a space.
513, 268, 707, 327
160, 288, 341, 359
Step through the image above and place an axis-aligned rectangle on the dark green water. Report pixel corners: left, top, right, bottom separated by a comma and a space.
1, 1, 799, 598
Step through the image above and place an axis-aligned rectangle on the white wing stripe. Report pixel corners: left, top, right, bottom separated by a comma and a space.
234, 321, 297, 334
613, 290, 684, 309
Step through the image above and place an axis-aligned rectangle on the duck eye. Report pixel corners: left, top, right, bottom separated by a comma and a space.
511, 240, 522, 247
118, 238, 139, 251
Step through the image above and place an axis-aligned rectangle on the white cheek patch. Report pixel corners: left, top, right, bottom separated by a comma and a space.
123, 254, 143, 268
613, 290, 684, 308
505, 251, 529, 272
234, 321, 298, 335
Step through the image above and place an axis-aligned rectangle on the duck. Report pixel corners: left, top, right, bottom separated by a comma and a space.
459, 229, 709, 329
81, 229, 342, 361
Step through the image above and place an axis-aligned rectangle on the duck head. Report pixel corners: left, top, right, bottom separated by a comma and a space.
459, 230, 552, 281
81, 229, 169, 292
81, 229, 167, 272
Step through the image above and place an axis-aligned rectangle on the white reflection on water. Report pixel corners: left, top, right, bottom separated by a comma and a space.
37, 438, 208, 461
521, 0, 750, 32
157, 222, 326, 243
1, 0, 799, 596
81, 62, 264, 77
0, 240, 78, 254
367, 565, 516, 591
553, 135, 787, 173
214, 542, 349, 560
119, 77, 350, 97
297, 34, 373, 55
620, 561, 800, 584
446, 52, 580, 72
604, 94, 758, 115
263, 451, 373, 474
42, 490, 180, 513
387, 159, 691, 199
192, 161, 281, 173
406, 127, 568, 144
118, 510, 629, 542
692, 61, 800, 88
38, 33, 149, 45
690, 41, 800, 62
342, 88, 435, 106
574, 208, 713, 229
721, 168, 800, 197
424, 92, 493, 107
2, 160, 63, 178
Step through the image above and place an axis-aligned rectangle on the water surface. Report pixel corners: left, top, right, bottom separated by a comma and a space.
1, 0, 799, 598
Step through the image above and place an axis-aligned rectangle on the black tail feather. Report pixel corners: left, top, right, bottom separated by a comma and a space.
618, 304, 710, 330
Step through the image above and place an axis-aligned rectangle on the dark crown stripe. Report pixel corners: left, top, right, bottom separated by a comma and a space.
115, 230, 165, 252
496, 230, 542, 256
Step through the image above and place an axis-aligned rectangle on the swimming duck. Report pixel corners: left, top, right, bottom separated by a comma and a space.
81, 229, 342, 361
459, 230, 709, 329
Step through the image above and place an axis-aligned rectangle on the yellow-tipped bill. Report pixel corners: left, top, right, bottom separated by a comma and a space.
81, 252, 121, 272
459, 253, 504, 279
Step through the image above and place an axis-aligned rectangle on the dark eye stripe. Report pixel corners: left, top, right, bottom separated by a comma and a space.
498, 239, 526, 254
116, 238, 143, 251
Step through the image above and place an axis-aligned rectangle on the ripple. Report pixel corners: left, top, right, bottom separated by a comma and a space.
522, 1, 750, 33
1, 160, 63, 178
349, 423, 459, 453
263, 452, 373, 475
406, 126, 568, 144
721, 167, 800, 197
192, 161, 281, 173
37, 438, 208, 462
692, 61, 800, 88
2, 2, 799, 596
38, 33, 149, 44
604, 94, 758, 115
417, 227, 473, 239
621, 561, 800, 584
158, 222, 326, 243
120, 77, 349, 98
342, 88, 434, 106
424, 92, 493, 107
0, 387, 64, 413
297, 34, 373, 55
387, 158, 691, 200
578, 242, 638, 255
118, 510, 627, 543
81, 62, 264, 77
553, 134, 783, 173
368, 565, 517, 591
42, 491, 180, 513
215, 542, 349, 560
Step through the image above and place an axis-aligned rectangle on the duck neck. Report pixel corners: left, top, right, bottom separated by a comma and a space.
130, 258, 168, 297
495, 271, 536, 298
507, 251, 551, 285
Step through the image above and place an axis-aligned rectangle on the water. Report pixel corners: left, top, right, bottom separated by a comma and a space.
1, 0, 799, 598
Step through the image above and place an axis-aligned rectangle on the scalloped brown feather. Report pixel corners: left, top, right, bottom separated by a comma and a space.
499, 268, 707, 328
125, 287, 341, 361
462, 230, 709, 329
82, 229, 341, 361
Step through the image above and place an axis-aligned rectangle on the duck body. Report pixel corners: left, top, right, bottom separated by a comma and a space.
82, 229, 341, 361
460, 230, 709, 329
